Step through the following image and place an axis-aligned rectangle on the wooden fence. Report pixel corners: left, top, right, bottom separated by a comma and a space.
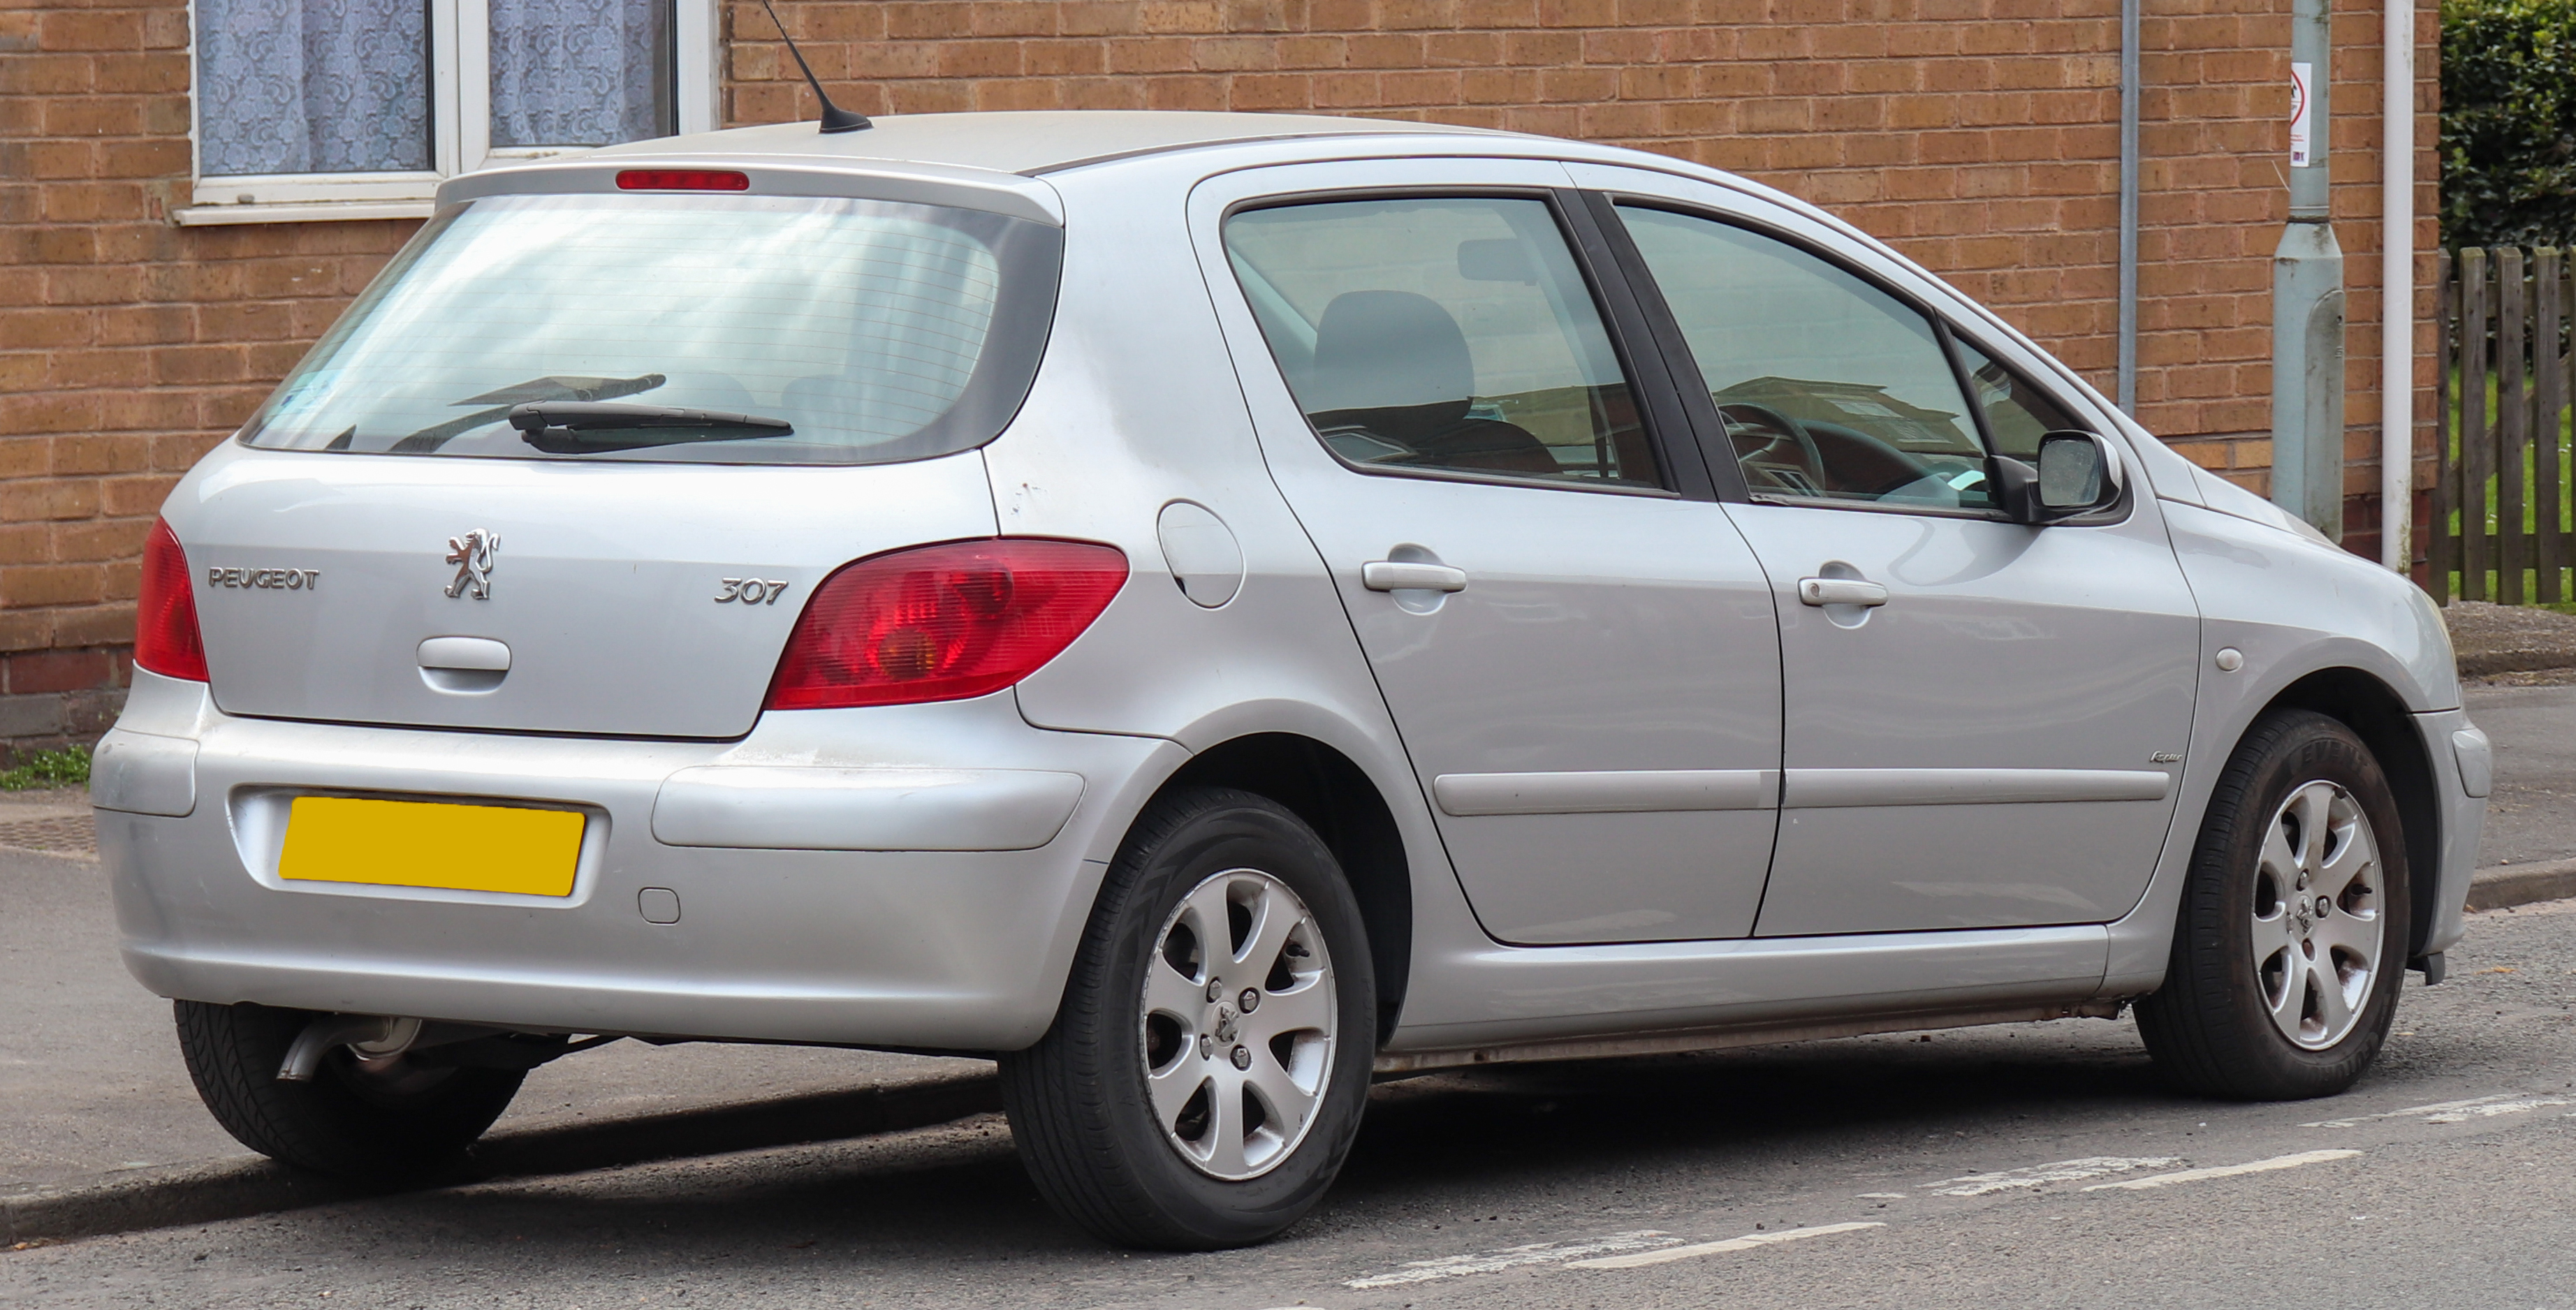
2436, 246, 2576, 605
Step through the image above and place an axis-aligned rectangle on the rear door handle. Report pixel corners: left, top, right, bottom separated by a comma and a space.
1798, 577, 1889, 607
1362, 561, 1468, 593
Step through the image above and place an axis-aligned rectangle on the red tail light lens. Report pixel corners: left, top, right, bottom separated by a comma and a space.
136, 518, 208, 682
765, 539, 1128, 711
615, 169, 749, 191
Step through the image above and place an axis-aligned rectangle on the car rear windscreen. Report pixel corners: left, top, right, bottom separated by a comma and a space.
237, 192, 1061, 465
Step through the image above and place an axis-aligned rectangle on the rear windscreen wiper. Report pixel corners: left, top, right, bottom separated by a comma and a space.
508, 402, 796, 455
387, 373, 668, 454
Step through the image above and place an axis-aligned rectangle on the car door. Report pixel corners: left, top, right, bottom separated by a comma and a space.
1586, 177, 2200, 936
1192, 159, 1784, 945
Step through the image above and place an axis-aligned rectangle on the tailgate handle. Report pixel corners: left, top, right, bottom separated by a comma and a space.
1362, 561, 1468, 593
418, 636, 511, 671
1797, 577, 1889, 608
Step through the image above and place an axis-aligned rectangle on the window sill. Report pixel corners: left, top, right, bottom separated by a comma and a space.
174, 198, 437, 227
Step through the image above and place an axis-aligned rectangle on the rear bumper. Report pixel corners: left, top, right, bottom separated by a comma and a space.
96, 671, 1176, 1051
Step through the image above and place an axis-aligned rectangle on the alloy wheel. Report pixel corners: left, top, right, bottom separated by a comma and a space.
2251, 779, 2385, 1050
1139, 868, 1338, 1181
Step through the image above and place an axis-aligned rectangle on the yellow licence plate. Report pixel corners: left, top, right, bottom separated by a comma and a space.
278, 796, 585, 897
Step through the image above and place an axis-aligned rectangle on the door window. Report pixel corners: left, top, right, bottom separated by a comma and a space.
1952, 338, 2086, 458
1616, 205, 1993, 512
1222, 197, 1659, 487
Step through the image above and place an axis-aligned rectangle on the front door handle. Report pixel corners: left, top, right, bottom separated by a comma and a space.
1363, 561, 1468, 593
1798, 576, 1889, 607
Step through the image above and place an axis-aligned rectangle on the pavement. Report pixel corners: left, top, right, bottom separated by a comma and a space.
2441, 598, 2576, 677
2, 605, 2573, 1252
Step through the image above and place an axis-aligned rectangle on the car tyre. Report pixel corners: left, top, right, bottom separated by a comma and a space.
1000, 786, 1377, 1250
174, 999, 526, 1180
2136, 709, 2412, 1100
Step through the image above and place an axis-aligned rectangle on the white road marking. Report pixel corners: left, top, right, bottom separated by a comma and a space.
1567, 1222, 1885, 1269
2422, 1096, 2572, 1122
2082, 1149, 2360, 1191
1343, 1231, 1679, 1288
1854, 1191, 1908, 1200
2301, 1092, 2568, 1128
1926, 1156, 2183, 1196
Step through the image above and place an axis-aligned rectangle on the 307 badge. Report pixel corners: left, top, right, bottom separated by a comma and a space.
715, 578, 790, 605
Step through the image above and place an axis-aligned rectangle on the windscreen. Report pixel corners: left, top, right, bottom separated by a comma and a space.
238, 192, 1061, 465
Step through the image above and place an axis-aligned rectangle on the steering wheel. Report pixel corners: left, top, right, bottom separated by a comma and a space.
1717, 402, 1826, 494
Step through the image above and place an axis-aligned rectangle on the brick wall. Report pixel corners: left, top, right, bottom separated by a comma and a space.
0, 0, 430, 749
0, 0, 2440, 752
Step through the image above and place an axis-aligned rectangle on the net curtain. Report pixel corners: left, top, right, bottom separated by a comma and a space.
488, 0, 672, 149
196, 0, 432, 176
195, 0, 671, 177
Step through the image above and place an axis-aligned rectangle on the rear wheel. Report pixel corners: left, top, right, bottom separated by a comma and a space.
175, 1000, 525, 1180
2137, 710, 2412, 1099
1000, 787, 1375, 1249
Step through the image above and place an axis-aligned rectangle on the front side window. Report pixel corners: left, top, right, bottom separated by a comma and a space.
1617, 205, 1995, 512
1222, 197, 1660, 488
1952, 338, 2084, 458
189, 0, 706, 215
237, 193, 1061, 466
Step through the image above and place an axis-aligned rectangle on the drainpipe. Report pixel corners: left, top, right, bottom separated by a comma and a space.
2118, 0, 2140, 415
2382, 0, 2415, 572
2271, 0, 2347, 540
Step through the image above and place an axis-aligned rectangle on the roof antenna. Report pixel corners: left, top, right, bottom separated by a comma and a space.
759, 0, 870, 134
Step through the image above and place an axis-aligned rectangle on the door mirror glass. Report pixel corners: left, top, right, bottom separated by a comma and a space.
2031, 430, 2117, 517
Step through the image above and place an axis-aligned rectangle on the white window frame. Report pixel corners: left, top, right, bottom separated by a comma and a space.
177, 0, 717, 226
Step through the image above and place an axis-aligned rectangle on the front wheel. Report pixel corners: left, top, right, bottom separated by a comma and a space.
2136, 709, 2413, 1099
1000, 787, 1376, 1249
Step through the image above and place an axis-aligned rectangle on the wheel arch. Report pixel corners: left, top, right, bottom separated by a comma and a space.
1133, 733, 1414, 1045
2255, 667, 2443, 962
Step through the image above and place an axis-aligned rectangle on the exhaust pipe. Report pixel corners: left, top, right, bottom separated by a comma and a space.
277, 1014, 421, 1082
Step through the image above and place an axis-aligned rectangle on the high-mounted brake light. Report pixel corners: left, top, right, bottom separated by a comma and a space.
765, 539, 1128, 711
615, 169, 750, 192
136, 518, 208, 682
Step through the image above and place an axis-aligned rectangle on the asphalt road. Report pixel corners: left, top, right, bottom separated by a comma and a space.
8, 895, 2574, 1308
2468, 677, 2576, 868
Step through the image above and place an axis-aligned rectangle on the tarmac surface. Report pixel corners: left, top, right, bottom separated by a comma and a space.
2464, 675, 2576, 869
6, 897, 2573, 1307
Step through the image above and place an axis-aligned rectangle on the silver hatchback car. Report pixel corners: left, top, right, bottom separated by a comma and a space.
97, 110, 2486, 1249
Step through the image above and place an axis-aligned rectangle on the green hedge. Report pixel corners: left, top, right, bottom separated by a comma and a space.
2444, 0, 2576, 247
0, 745, 87, 791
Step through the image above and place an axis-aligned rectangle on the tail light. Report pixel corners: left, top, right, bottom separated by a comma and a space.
765, 538, 1127, 711
136, 518, 209, 682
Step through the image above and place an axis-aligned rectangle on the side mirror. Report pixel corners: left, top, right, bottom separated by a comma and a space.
1993, 430, 2120, 524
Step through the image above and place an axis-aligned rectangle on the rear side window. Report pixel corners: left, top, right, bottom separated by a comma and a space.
240, 193, 1060, 465
1222, 197, 1660, 488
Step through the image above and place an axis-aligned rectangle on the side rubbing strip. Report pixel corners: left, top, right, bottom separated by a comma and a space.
1782, 768, 2172, 809
1433, 770, 1777, 816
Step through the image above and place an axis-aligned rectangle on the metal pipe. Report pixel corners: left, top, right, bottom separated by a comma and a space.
2383, 0, 2415, 572
2118, 0, 2141, 415
2271, 0, 2348, 538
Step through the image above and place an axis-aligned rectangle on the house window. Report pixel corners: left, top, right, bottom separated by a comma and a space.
183, 0, 713, 223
